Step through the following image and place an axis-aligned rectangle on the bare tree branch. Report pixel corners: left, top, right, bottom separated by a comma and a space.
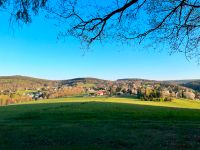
0, 0, 200, 62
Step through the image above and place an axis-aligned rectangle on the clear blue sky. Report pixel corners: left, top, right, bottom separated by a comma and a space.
0, 11, 200, 80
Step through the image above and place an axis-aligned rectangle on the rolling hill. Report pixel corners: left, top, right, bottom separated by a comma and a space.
164, 79, 200, 92
1, 75, 200, 93
60, 77, 111, 87
0, 75, 58, 91
180, 81, 200, 92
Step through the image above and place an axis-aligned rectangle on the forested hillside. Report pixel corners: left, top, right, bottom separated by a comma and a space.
181, 81, 200, 92
164, 80, 200, 92
0, 76, 58, 91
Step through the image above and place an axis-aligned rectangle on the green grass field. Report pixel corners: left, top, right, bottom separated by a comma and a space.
0, 97, 200, 150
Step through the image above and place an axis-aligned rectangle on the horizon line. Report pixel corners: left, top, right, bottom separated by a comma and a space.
0, 75, 199, 82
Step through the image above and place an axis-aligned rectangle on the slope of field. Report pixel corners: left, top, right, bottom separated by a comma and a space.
0, 97, 200, 150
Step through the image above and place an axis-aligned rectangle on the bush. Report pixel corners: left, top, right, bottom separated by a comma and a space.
141, 97, 173, 102
164, 97, 173, 102
0, 95, 10, 106
183, 91, 195, 100
0, 94, 33, 106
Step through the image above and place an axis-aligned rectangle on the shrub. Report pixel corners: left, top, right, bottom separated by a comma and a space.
141, 97, 173, 102
0, 95, 10, 106
164, 97, 173, 102
183, 91, 195, 100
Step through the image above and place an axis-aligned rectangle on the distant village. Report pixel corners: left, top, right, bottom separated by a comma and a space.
0, 78, 199, 106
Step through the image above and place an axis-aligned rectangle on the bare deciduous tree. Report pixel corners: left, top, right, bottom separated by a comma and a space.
1, 0, 200, 62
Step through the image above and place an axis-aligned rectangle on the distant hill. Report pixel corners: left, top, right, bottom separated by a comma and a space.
163, 80, 200, 92
0, 75, 58, 91
163, 79, 200, 85
60, 77, 112, 88
180, 81, 200, 92
117, 78, 155, 81
116, 79, 200, 93
117, 78, 158, 83
1, 75, 200, 93
0, 76, 112, 91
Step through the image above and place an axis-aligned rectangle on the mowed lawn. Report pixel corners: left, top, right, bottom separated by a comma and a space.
0, 97, 200, 150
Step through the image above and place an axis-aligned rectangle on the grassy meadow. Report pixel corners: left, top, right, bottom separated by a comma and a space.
0, 97, 200, 150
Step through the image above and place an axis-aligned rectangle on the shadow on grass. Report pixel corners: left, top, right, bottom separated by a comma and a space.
1, 100, 200, 123
0, 100, 200, 150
